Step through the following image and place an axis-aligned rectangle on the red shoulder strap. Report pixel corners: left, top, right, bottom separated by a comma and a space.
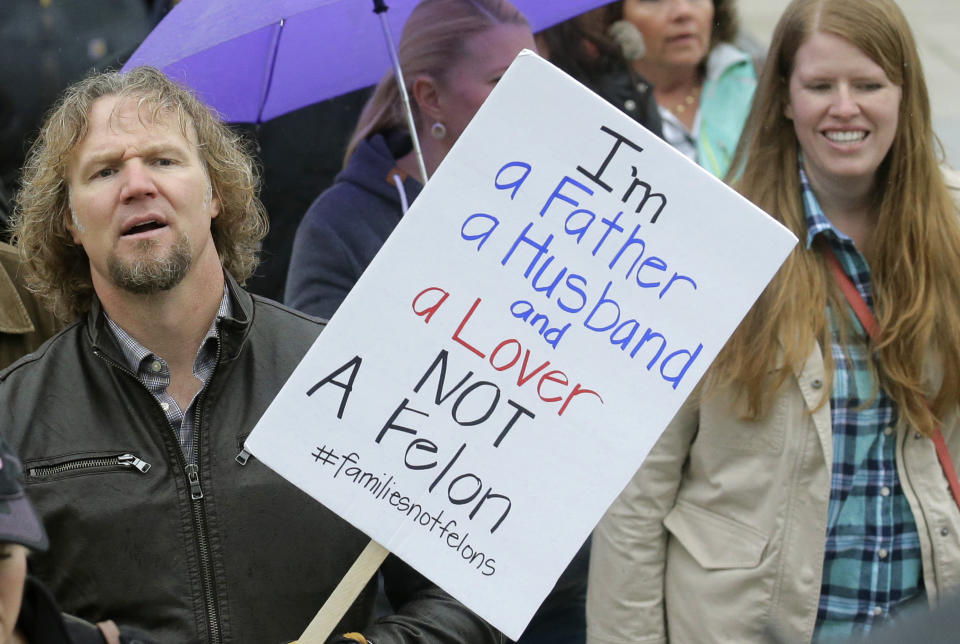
821, 246, 879, 339
820, 241, 960, 512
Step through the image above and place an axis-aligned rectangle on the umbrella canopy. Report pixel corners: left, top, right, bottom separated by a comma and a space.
122, 0, 613, 123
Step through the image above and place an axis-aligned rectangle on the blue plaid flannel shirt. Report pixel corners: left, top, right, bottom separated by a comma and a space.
105, 289, 231, 464
801, 166, 923, 641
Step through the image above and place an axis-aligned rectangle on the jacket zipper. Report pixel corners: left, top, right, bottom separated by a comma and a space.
235, 434, 251, 466
189, 339, 223, 643
28, 453, 151, 478
94, 345, 224, 643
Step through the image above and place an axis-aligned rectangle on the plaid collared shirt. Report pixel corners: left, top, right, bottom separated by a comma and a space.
104, 290, 231, 464
801, 166, 923, 641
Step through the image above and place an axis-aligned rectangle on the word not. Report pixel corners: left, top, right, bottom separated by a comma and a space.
306, 351, 524, 534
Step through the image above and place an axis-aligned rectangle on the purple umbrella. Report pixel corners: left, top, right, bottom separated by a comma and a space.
123, 0, 612, 124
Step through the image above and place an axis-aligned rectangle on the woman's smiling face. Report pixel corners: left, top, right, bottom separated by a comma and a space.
785, 31, 902, 190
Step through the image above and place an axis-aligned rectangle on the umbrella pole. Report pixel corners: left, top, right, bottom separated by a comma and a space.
374, 0, 429, 183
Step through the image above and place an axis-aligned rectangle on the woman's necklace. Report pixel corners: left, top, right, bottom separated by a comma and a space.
669, 84, 701, 117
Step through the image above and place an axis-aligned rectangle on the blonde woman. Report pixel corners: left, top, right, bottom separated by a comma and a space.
587, 0, 960, 641
285, 0, 534, 320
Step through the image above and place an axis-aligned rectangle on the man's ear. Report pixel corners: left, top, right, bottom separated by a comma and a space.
209, 188, 221, 220
411, 75, 444, 124
64, 207, 83, 245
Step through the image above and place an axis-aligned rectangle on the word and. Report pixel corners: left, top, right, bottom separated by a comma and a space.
412, 287, 604, 416
460, 198, 703, 386
451, 125, 705, 388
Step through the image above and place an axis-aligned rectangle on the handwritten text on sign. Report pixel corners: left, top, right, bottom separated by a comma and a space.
246, 51, 796, 640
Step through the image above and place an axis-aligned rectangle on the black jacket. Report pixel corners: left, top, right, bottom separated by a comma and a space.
285, 130, 422, 320
590, 67, 664, 140
0, 275, 501, 644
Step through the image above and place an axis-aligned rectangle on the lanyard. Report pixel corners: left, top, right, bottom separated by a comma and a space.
820, 241, 960, 512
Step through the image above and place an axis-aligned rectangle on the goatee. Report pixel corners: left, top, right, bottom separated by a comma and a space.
108, 233, 192, 294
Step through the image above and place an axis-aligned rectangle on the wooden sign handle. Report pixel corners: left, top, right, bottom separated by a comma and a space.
296, 539, 390, 644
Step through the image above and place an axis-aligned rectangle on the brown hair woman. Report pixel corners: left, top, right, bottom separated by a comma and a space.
587, 0, 960, 641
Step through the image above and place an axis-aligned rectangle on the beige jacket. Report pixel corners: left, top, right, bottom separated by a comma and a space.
0, 242, 60, 371
586, 343, 960, 643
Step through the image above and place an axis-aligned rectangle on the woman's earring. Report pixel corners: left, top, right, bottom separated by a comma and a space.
430, 121, 447, 140
607, 20, 646, 62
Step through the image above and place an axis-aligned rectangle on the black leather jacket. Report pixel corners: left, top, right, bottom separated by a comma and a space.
0, 274, 501, 644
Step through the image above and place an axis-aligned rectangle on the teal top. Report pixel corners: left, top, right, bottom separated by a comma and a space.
697, 43, 757, 178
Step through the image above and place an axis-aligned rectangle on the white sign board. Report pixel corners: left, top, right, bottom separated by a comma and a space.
247, 51, 796, 639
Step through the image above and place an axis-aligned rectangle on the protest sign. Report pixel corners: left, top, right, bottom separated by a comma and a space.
246, 50, 797, 639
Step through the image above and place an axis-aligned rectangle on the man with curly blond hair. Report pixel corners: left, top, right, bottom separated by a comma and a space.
0, 67, 501, 644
